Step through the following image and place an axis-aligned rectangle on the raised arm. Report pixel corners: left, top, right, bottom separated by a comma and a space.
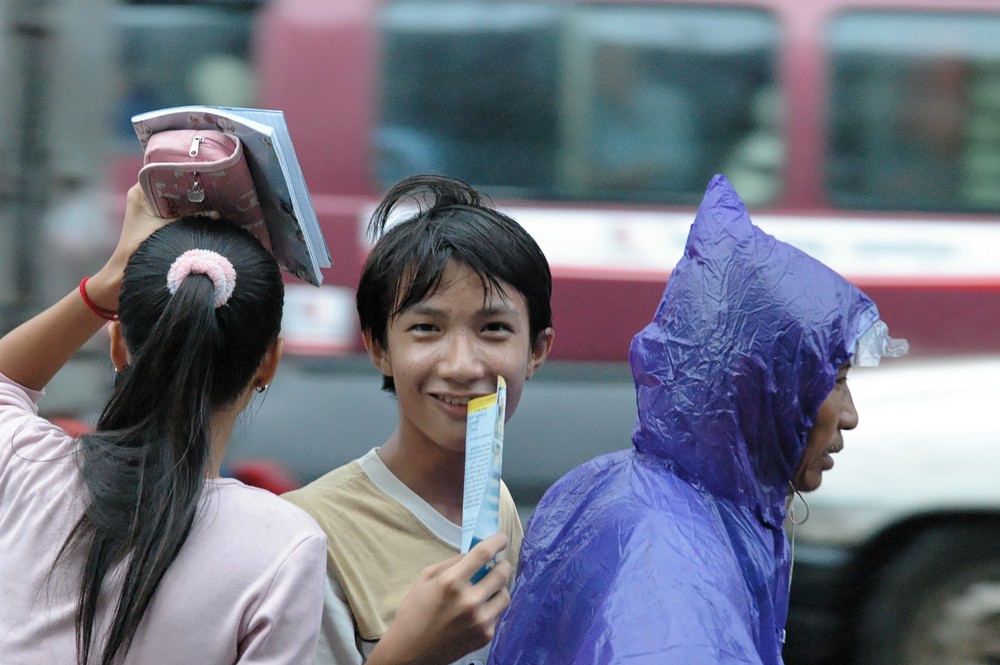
0, 185, 167, 390
366, 534, 513, 665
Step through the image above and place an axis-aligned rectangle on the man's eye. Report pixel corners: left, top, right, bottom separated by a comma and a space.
409, 323, 436, 333
483, 322, 513, 333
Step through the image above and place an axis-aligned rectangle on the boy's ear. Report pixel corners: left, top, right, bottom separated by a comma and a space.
526, 327, 555, 379
362, 331, 393, 377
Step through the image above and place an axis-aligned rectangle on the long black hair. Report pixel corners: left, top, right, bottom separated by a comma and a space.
56, 217, 283, 665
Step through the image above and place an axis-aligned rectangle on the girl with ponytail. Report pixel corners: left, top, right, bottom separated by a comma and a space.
0, 185, 325, 663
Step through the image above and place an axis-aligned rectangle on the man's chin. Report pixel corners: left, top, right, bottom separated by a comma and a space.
791, 473, 822, 493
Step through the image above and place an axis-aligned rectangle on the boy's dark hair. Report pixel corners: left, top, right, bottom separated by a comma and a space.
57, 217, 284, 665
357, 174, 553, 392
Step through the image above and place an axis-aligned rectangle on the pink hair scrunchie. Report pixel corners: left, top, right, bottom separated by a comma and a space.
166, 249, 237, 308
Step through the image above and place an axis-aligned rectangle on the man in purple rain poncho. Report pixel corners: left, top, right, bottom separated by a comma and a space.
488, 175, 907, 665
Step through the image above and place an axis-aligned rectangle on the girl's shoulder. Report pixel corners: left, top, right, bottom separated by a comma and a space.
0, 375, 79, 494
199, 477, 326, 542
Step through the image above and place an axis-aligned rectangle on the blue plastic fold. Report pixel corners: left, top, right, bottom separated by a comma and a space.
490, 175, 886, 665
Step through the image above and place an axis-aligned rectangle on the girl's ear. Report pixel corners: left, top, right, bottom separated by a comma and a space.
362, 331, 393, 377
526, 327, 555, 379
109, 321, 129, 372
253, 337, 284, 390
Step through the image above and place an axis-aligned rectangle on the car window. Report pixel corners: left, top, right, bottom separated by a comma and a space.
827, 11, 1000, 213
376, 1, 781, 206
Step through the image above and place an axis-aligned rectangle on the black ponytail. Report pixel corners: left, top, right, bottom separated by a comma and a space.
56, 217, 283, 665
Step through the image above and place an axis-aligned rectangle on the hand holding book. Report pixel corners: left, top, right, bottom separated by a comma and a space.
131, 106, 332, 286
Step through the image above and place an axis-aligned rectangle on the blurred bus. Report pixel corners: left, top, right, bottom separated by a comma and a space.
108, 0, 1000, 363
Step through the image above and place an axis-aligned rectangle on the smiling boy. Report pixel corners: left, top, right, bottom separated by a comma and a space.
284, 175, 554, 665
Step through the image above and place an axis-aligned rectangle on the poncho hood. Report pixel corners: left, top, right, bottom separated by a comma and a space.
630, 174, 880, 525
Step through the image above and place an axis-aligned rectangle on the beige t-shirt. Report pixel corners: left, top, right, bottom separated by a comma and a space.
284, 448, 523, 665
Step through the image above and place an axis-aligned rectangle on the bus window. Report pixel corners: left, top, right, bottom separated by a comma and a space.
827, 11, 1000, 213
112, 2, 259, 149
376, 2, 781, 206
377, 2, 561, 196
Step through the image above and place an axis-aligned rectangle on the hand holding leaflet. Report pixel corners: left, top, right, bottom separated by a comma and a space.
461, 376, 506, 582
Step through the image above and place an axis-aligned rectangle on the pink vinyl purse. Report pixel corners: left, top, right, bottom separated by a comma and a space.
138, 129, 264, 228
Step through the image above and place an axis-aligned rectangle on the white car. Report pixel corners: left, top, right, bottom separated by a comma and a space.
784, 355, 1000, 665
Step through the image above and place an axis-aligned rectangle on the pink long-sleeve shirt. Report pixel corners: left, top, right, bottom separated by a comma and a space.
0, 372, 326, 664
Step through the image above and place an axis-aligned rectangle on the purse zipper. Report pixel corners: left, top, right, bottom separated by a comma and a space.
189, 135, 205, 157
188, 134, 234, 159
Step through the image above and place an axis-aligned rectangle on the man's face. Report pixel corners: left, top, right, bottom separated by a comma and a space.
792, 364, 859, 492
368, 259, 552, 456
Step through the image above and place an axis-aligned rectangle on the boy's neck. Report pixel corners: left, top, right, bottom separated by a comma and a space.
376, 435, 466, 524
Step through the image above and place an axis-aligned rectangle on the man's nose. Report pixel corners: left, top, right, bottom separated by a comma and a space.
840, 388, 859, 431
438, 332, 486, 382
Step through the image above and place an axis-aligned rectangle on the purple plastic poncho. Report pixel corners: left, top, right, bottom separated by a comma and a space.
489, 176, 884, 665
